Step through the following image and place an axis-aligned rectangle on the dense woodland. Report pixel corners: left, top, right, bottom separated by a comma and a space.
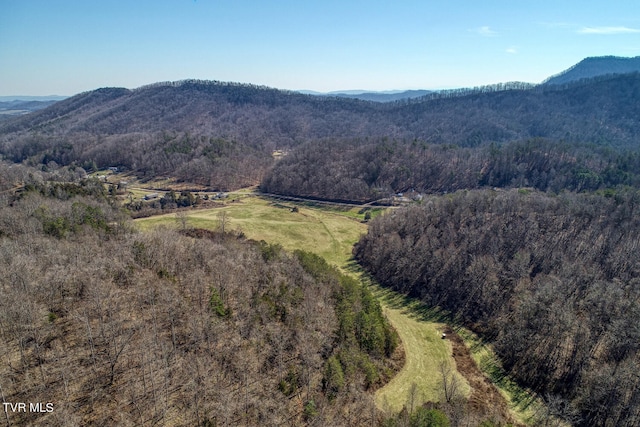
262, 137, 640, 202
0, 164, 401, 426
2, 74, 640, 192
354, 189, 640, 426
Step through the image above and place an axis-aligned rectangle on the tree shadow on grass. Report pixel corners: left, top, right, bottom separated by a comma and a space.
345, 256, 540, 418
344, 258, 451, 323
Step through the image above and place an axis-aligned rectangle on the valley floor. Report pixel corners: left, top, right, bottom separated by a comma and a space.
135, 191, 539, 424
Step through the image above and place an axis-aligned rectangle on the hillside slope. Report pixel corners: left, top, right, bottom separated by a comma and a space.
2, 74, 640, 192
0, 171, 398, 426
354, 189, 640, 426
4, 75, 640, 146
544, 55, 640, 85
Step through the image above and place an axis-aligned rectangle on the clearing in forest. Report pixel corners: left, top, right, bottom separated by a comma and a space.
135, 194, 524, 421
367, 283, 470, 413
135, 195, 365, 266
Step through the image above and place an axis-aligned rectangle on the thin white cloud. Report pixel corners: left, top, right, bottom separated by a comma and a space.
506, 47, 518, 54
578, 26, 640, 34
470, 26, 497, 37
538, 21, 573, 29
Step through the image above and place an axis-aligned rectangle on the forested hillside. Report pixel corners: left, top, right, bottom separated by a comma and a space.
2, 74, 640, 192
544, 55, 640, 85
0, 162, 398, 426
262, 137, 640, 202
354, 189, 640, 426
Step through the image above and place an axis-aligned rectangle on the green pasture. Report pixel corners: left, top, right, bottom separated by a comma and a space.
372, 280, 543, 424
136, 194, 534, 422
368, 282, 470, 413
135, 196, 366, 267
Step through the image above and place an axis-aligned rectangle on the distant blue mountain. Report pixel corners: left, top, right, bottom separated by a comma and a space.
0, 98, 63, 118
0, 95, 68, 102
299, 89, 431, 102
543, 56, 640, 85
302, 56, 640, 99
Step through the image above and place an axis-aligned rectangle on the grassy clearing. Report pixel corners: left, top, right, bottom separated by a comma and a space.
370, 279, 545, 424
136, 194, 534, 421
377, 306, 468, 413
366, 282, 470, 414
137, 197, 456, 414
136, 196, 366, 267
291, 200, 386, 222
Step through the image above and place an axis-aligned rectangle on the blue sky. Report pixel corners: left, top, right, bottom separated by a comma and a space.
1, 0, 639, 95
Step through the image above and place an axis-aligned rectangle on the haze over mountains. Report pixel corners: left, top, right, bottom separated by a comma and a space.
0, 98, 65, 119
0, 96, 71, 119
307, 55, 640, 100
3, 55, 640, 106
303, 89, 432, 102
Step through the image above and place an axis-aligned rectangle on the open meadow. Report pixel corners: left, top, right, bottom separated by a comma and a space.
135, 195, 365, 267
369, 284, 471, 413
136, 194, 534, 422
135, 196, 456, 408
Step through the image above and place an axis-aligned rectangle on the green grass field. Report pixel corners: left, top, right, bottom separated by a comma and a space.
367, 283, 470, 413
136, 196, 460, 413
136, 195, 366, 267
135, 194, 531, 421
372, 280, 543, 423
377, 306, 469, 412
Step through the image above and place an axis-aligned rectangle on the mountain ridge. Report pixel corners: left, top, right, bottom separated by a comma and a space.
2, 73, 639, 150
2, 62, 640, 191
3, 55, 639, 104
543, 55, 640, 85
303, 89, 432, 102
